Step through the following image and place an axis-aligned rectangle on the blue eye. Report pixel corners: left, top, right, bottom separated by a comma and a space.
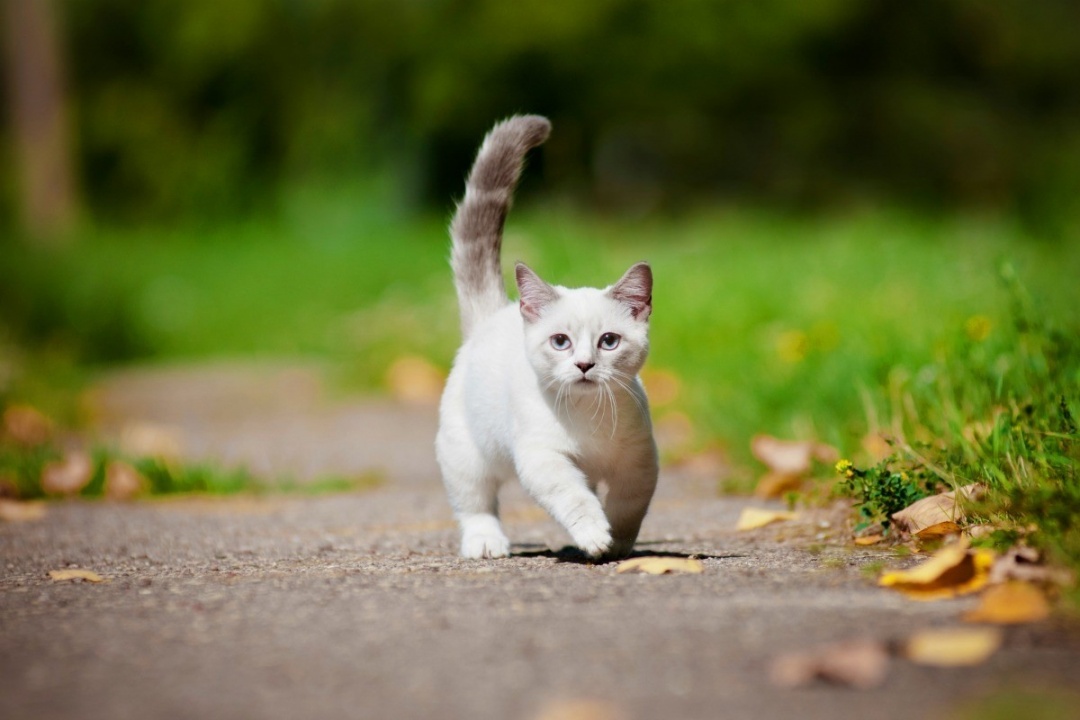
598, 333, 621, 350
550, 334, 572, 351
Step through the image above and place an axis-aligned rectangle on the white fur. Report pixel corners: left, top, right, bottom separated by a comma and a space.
436, 280, 659, 559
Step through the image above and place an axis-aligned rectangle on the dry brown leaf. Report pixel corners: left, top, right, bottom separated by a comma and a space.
854, 535, 884, 546
963, 582, 1051, 624
736, 507, 798, 531
890, 484, 986, 536
41, 451, 94, 495
905, 627, 1003, 667
0, 498, 46, 522
879, 539, 995, 600
753, 471, 804, 499
988, 546, 1076, 587
120, 422, 185, 462
750, 435, 815, 475
105, 460, 145, 501
2, 404, 53, 445
49, 568, 106, 583
616, 556, 704, 575
385, 355, 445, 405
769, 638, 889, 689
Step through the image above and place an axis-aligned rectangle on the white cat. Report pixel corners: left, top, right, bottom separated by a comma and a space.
436, 115, 659, 560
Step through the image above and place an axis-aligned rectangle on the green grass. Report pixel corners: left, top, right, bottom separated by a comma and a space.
1, 190, 1077, 558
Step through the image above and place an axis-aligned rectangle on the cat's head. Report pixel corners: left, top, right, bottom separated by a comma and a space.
515, 261, 652, 396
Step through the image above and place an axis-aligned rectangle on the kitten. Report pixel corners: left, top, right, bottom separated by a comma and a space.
436, 115, 659, 560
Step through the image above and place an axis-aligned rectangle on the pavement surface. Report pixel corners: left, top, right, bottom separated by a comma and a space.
3, 363, 1079, 720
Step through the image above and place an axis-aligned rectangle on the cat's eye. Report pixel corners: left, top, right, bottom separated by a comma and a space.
550, 334, 572, 351
598, 333, 621, 350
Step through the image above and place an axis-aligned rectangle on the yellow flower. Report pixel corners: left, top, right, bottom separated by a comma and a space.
835, 459, 855, 478
965, 315, 992, 342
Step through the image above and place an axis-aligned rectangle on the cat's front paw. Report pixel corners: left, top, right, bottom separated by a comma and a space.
570, 520, 613, 559
605, 537, 636, 560
461, 529, 511, 559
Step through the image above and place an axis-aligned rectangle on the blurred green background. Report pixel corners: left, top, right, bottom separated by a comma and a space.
1, 0, 1078, 472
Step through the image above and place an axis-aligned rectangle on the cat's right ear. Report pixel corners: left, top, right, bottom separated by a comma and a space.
515, 262, 558, 322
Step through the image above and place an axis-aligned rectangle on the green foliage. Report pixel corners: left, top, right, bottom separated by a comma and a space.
4, 1, 1080, 223
837, 460, 932, 532
835, 263, 1080, 570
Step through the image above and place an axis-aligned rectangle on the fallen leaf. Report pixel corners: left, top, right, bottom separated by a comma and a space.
879, 539, 995, 600
751, 435, 831, 475
49, 569, 106, 583
616, 556, 704, 575
0, 498, 46, 522
639, 367, 681, 407
753, 471, 804, 499
2, 404, 53, 445
385, 355, 444, 405
915, 521, 962, 539
854, 535, 884, 546
533, 698, 625, 720
861, 432, 893, 462
963, 582, 1051, 624
120, 422, 185, 462
41, 451, 94, 495
988, 546, 1076, 587
769, 638, 889, 689
890, 484, 986, 536
905, 627, 1003, 667
736, 507, 798, 531
105, 460, 145, 501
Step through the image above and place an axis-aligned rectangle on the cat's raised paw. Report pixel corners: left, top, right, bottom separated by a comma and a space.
571, 522, 613, 559
461, 530, 511, 559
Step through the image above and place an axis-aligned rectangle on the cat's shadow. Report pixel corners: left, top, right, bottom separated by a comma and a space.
512, 541, 744, 565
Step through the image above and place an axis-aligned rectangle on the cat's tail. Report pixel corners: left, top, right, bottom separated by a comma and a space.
450, 114, 551, 337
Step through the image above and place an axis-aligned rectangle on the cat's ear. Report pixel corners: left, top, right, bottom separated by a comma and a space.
515, 262, 559, 322
609, 262, 652, 321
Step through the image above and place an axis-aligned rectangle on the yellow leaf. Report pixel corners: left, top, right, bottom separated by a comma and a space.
753, 471, 804, 499
120, 422, 185, 463
854, 534, 884, 546
963, 582, 1051, 624
736, 507, 798, 531
49, 569, 106, 583
385, 356, 445, 405
879, 540, 994, 600
639, 368, 681, 407
0, 498, 46, 522
915, 521, 962, 539
905, 627, 1003, 667
616, 556, 704, 575
533, 698, 624, 720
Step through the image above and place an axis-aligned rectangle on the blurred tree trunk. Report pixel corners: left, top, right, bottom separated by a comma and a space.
2, 0, 77, 243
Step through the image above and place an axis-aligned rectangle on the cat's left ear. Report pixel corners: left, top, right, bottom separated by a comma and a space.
516, 262, 559, 322
609, 262, 652, 321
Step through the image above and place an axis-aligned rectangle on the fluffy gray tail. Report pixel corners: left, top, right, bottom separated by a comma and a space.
450, 115, 551, 337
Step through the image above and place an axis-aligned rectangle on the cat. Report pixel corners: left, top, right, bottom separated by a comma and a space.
436, 115, 659, 560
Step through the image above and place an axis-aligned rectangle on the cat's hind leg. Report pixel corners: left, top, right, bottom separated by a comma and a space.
436, 428, 510, 559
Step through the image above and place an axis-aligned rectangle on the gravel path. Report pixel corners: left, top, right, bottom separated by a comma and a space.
3, 363, 1078, 720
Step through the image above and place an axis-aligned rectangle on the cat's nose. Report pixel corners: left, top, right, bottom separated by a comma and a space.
575, 362, 595, 375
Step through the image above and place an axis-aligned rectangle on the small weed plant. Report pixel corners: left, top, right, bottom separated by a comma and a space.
836, 263, 1079, 573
